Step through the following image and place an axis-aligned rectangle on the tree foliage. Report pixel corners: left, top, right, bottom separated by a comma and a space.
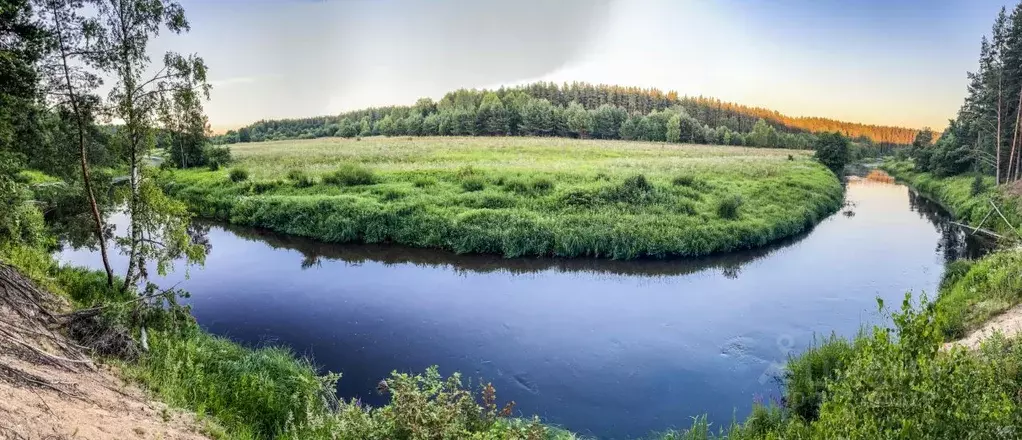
214, 81, 915, 150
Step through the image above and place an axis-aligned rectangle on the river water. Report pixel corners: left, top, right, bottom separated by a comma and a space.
58, 176, 988, 439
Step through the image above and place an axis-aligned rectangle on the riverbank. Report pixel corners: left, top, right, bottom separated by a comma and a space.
0, 257, 214, 439
164, 137, 843, 259
7, 169, 1022, 438
881, 161, 1022, 341
881, 161, 1022, 236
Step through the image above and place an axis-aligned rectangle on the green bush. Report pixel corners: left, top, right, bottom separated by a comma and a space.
413, 176, 436, 188
783, 334, 856, 421
717, 194, 744, 219
228, 168, 249, 182
250, 180, 283, 194
205, 145, 233, 171
322, 164, 377, 186
461, 176, 485, 192
286, 169, 315, 188
970, 174, 986, 196
671, 175, 696, 187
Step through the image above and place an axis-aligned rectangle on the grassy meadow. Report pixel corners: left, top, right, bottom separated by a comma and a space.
165, 136, 843, 259
163, 135, 842, 258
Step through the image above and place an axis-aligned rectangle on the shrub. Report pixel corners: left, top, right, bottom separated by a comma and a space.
531, 177, 554, 193
250, 180, 282, 194
461, 176, 485, 192
228, 168, 249, 182
503, 177, 555, 195
413, 177, 436, 188
503, 179, 530, 194
672, 175, 696, 187
970, 174, 985, 196
322, 164, 376, 186
621, 174, 653, 193
717, 194, 743, 219
456, 165, 477, 178
204, 145, 233, 171
286, 169, 314, 188
783, 334, 856, 421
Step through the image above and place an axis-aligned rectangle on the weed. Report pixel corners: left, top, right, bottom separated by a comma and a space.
461, 176, 485, 192
717, 194, 743, 219
228, 168, 248, 182
286, 169, 314, 188
322, 164, 376, 186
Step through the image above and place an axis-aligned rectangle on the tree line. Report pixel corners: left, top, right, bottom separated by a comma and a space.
216, 82, 917, 149
911, 1, 1022, 184
0, 0, 215, 290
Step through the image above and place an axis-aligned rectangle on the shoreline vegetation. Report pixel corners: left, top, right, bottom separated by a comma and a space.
881, 161, 1022, 340
163, 136, 844, 260
0, 163, 1018, 439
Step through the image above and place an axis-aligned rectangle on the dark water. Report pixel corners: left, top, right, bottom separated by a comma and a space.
58, 177, 989, 439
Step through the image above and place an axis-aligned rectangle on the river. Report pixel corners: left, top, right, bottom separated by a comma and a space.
58, 175, 989, 439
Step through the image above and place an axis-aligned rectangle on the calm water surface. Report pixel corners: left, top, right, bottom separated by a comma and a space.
59, 177, 988, 439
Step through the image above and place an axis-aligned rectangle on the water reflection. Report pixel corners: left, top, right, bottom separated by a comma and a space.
212, 221, 813, 279
907, 189, 994, 262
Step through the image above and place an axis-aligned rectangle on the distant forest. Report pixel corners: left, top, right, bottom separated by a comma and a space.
215, 82, 918, 149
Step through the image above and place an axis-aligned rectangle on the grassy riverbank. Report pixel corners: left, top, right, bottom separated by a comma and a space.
881, 161, 1022, 234
165, 137, 843, 259
882, 160, 1022, 339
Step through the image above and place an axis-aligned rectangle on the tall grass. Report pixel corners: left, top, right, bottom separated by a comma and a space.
164, 137, 843, 259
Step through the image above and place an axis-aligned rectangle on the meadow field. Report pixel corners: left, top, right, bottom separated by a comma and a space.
165, 136, 843, 259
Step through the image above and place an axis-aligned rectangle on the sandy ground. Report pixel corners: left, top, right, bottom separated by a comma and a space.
0, 263, 209, 440
0, 356, 209, 440
945, 303, 1022, 351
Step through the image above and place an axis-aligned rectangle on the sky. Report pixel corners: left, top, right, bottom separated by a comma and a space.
152, 0, 1018, 131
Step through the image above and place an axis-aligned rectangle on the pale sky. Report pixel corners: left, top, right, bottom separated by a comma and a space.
151, 0, 1016, 131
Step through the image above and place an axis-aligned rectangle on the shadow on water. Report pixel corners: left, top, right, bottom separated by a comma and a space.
207, 220, 817, 280
906, 189, 995, 262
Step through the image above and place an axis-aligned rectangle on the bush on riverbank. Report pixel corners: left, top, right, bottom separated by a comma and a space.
163, 137, 843, 259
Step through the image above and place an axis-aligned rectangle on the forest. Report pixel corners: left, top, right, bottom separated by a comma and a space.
214, 82, 918, 151
908, 4, 1022, 185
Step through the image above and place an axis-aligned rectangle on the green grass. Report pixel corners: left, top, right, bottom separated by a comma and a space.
935, 249, 1022, 339
164, 136, 843, 259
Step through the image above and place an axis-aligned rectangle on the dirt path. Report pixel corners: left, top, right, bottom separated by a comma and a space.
945, 303, 1022, 351
0, 263, 209, 440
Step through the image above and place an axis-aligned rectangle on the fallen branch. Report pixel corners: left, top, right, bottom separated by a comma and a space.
990, 200, 1022, 240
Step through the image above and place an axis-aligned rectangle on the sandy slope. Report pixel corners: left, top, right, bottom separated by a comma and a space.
945, 304, 1022, 351
0, 263, 209, 440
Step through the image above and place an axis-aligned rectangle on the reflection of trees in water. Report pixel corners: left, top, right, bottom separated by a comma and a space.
188, 222, 212, 254
203, 221, 819, 279
907, 190, 993, 262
